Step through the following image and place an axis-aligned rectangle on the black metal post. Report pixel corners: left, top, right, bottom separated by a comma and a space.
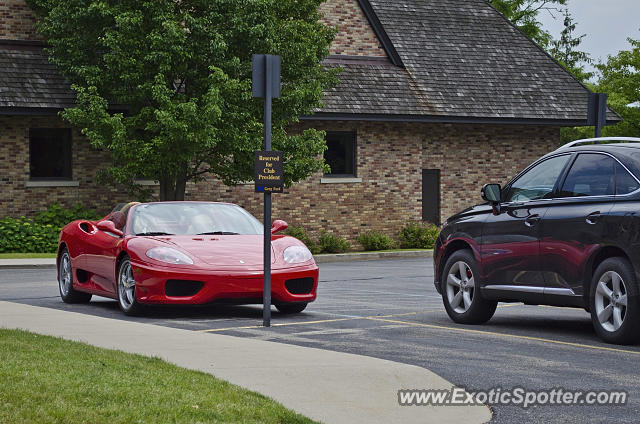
263, 56, 273, 327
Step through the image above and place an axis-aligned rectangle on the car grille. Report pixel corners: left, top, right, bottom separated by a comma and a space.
284, 277, 314, 294
165, 280, 204, 297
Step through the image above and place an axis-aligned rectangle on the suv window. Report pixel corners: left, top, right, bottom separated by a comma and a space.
559, 153, 615, 197
616, 163, 640, 195
505, 155, 570, 202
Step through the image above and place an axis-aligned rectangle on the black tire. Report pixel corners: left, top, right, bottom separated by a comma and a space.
58, 248, 92, 304
441, 250, 497, 324
275, 302, 308, 314
590, 257, 640, 345
117, 256, 144, 316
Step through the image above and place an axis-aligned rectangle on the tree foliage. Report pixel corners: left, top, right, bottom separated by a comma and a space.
27, 0, 338, 200
549, 8, 593, 82
596, 37, 640, 138
488, 0, 566, 49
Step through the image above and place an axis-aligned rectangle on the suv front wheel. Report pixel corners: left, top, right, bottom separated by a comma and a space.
441, 250, 497, 324
590, 257, 640, 345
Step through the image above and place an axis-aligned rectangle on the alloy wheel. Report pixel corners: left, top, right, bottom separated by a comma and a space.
118, 260, 136, 310
446, 261, 475, 314
595, 270, 628, 333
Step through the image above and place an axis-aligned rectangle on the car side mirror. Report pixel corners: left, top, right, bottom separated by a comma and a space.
481, 183, 502, 215
271, 219, 288, 234
96, 220, 124, 237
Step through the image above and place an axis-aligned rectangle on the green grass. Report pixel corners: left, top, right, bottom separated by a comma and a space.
0, 253, 57, 259
0, 329, 316, 424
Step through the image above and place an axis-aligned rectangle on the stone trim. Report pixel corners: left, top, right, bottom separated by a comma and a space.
320, 177, 363, 184
25, 180, 80, 187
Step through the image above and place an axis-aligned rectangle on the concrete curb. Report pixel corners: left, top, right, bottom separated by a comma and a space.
314, 250, 432, 263
0, 258, 57, 269
0, 251, 433, 268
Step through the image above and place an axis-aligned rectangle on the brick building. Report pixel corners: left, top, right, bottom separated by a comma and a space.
0, 0, 618, 243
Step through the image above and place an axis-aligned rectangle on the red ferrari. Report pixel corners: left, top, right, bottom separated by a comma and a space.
57, 201, 318, 315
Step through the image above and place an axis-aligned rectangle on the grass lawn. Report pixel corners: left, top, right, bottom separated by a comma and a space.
0, 253, 57, 259
0, 329, 316, 424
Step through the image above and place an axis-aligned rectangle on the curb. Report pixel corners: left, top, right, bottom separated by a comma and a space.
0, 259, 57, 269
314, 250, 432, 263
0, 251, 433, 269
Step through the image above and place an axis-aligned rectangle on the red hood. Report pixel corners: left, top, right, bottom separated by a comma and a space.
159, 235, 275, 267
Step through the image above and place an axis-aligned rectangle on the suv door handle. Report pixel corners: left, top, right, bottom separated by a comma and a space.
525, 214, 540, 227
586, 211, 602, 225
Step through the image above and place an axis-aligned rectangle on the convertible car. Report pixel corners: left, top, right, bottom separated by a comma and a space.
57, 201, 318, 315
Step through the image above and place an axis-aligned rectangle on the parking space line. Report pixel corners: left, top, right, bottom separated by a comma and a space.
365, 317, 640, 356
197, 309, 444, 333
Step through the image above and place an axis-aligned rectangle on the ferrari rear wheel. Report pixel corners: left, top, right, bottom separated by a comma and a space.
58, 248, 91, 304
117, 257, 144, 316
275, 302, 308, 314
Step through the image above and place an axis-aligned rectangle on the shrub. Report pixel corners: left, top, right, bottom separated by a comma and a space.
33, 203, 101, 229
398, 222, 440, 249
0, 203, 103, 253
357, 230, 396, 251
0, 217, 59, 253
318, 232, 350, 253
283, 226, 321, 254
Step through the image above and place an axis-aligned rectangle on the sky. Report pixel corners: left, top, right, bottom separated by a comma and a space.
537, 0, 639, 76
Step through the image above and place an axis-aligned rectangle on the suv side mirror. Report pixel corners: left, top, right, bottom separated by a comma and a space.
481, 184, 502, 215
96, 220, 124, 237
482, 183, 502, 203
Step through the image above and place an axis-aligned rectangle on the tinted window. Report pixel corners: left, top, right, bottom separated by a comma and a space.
29, 128, 72, 179
324, 132, 355, 176
616, 163, 640, 195
505, 155, 570, 202
559, 153, 615, 197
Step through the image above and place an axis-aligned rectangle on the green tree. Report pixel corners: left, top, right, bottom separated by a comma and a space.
549, 8, 593, 82
596, 37, 640, 138
560, 37, 640, 142
27, 0, 338, 200
488, 0, 567, 49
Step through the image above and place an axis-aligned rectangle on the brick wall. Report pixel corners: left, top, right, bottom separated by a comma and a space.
319, 0, 387, 57
0, 115, 129, 217
421, 124, 561, 220
0, 115, 561, 246
0, 0, 41, 41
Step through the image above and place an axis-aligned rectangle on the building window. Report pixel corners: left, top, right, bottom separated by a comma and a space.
29, 128, 72, 180
324, 131, 356, 177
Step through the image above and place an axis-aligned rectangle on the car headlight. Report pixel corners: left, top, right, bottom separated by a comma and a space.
283, 245, 313, 264
146, 247, 194, 265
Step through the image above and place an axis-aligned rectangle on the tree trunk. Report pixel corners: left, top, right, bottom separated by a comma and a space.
159, 164, 188, 201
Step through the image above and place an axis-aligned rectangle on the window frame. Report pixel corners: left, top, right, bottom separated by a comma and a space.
502, 153, 572, 203
28, 128, 73, 181
323, 131, 357, 178
554, 151, 640, 200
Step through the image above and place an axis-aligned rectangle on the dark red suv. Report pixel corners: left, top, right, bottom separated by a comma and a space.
434, 137, 640, 344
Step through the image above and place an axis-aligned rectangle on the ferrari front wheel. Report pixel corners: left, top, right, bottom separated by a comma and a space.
117, 257, 144, 316
275, 302, 308, 314
58, 248, 92, 304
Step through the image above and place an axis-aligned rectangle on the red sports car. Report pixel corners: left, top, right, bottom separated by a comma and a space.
57, 201, 318, 315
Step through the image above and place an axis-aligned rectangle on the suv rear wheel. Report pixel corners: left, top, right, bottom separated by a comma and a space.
442, 250, 497, 324
590, 257, 640, 345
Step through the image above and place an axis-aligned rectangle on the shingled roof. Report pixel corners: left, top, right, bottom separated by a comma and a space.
0, 42, 75, 113
0, 1, 619, 124
310, 0, 619, 124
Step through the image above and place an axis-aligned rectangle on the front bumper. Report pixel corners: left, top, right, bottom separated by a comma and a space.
130, 261, 319, 305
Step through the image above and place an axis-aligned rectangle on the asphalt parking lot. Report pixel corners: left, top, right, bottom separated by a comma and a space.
1, 258, 639, 423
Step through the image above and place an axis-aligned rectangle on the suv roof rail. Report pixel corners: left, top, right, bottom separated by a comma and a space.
557, 137, 640, 150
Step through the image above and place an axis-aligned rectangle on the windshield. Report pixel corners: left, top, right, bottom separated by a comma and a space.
129, 203, 263, 236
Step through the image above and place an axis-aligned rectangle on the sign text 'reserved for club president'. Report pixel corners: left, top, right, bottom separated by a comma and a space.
254, 150, 283, 193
